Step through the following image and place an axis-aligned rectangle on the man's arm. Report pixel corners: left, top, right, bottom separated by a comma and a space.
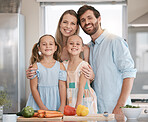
112, 77, 134, 114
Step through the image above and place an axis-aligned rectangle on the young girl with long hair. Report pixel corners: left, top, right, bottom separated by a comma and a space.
63, 35, 97, 114
26, 35, 67, 112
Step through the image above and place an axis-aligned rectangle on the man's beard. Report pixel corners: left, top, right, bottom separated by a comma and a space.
82, 21, 99, 36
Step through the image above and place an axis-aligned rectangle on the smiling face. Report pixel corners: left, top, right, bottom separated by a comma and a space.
38, 36, 57, 56
79, 10, 100, 36
60, 14, 78, 37
66, 35, 83, 56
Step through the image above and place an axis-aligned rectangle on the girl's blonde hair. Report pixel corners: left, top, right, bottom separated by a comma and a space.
30, 34, 61, 64
55, 10, 79, 49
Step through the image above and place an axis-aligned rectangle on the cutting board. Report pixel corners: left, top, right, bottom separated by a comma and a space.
63, 114, 115, 121
17, 116, 62, 121
17, 114, 114, 121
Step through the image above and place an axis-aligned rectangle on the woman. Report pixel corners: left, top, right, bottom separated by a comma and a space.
26, 10, 94, 82
55, 10, 89, 62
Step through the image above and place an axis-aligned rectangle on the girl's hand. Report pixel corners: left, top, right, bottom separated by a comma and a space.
26, 65, 37, 79
39, 105, 48, 111
81, 64, 95, 82
58, 105, 65, 113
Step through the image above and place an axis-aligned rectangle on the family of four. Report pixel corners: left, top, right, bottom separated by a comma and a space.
26, 5, 137, 114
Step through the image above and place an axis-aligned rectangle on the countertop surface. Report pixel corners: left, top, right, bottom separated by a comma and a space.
0, 114, 148, 122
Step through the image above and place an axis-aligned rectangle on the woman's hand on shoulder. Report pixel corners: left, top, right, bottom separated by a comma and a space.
81, 63, 95, 83
26, 63, 37, 79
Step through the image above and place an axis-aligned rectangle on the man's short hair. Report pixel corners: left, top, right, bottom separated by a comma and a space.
77, 5, 101, 25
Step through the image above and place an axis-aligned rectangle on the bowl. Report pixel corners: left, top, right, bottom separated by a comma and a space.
121, 108, 142, 119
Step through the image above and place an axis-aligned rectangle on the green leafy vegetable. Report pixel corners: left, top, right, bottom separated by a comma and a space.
22, 106, 34, 118
120, 104, 140, 108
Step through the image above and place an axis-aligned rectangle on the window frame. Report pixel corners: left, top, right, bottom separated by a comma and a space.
39, 1, 127, 40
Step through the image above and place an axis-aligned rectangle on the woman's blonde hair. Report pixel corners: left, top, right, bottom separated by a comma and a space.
30, 34, 61, 64
55, 10, 79, 49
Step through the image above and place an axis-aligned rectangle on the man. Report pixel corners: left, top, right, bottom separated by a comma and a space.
77, 5, 137, 114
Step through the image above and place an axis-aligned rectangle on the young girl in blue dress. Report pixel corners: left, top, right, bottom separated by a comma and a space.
26, 34, 67, 112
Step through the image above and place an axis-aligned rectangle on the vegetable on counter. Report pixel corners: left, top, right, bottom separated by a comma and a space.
16, 107, 63, 118
38, 110, 45, 114
64, 105, 76, 116
45, 110, 62, 114
17, 109, 37, 117
34, 110, 63, 118
22, 106, 34, 118
37, 110, 63, 118
38, 113, 45, 118
76, 104, 89, 116
44, 113, 63, 118
120, 104, 140, 108
33, 112, 38, 117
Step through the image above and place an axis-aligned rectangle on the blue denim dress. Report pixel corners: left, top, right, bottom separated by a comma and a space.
26, 61, 67, 110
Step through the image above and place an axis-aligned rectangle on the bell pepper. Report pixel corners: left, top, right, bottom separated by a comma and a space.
22, 106, 34, 118
64, 105, 76, 116
76, 104, 89, 116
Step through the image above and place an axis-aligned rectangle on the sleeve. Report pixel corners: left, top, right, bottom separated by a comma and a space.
30, 69, 40, 79
112, 37, 137, 79
59, 69, 67, 81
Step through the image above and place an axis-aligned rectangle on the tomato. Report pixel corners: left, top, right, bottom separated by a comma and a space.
64, 105, 76, 116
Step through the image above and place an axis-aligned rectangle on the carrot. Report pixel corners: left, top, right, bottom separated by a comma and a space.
33, 112, 38, 117
45, 110, 62, 114
44, 113, 63, 118
38, 110, 45, 114
38, 113, 45, 118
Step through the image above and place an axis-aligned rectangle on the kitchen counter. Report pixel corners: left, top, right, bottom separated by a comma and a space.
0, 114, 148, 122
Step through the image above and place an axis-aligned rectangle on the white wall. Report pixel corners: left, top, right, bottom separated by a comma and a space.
128, 0, 148, 23
21, 0, 148, 101
21, 0, 40, 100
